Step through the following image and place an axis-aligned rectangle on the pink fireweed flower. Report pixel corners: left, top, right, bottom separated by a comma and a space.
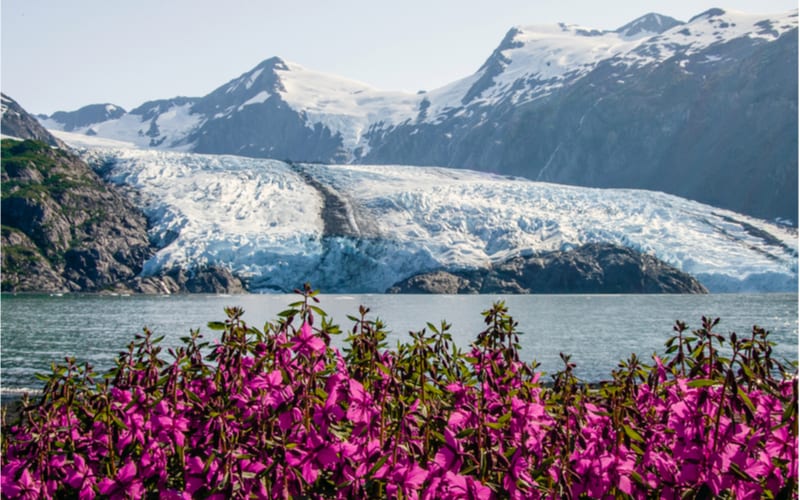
160, 491, 193, 500
435, 471, 493, 499
285, 432, 339, 485
65, 454, 97, 500
116, 411, 145, 453
242, 368, 293, 413
140, 442, 168, 485
2, 467, 41, 500
278, 407, 304, 434
503, 449, 536, 500
185, 455, 221, 495
97, 461, 144, 500
292, 322, 326, 358
384, 460, 428, 500
152, 400, 190, 448
433, 428, 464, 473
346, 379, 376, 425
314, 386, 346, 433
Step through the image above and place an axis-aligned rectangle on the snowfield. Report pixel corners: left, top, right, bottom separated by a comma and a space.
58, 131, 798, 293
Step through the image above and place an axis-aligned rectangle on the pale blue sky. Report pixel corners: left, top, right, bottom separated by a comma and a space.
2, 0, 797, 115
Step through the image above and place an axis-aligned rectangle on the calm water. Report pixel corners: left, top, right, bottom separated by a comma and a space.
1, 293, 797, 398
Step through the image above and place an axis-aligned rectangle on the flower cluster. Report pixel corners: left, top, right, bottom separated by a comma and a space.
2, 287, 797, 498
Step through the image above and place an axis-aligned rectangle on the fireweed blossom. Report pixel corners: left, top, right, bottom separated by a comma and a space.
293, 321, 326, 359
1, 298, 796, 498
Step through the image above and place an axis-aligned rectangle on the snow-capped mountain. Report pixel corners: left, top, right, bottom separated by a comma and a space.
41, 8, 798, 223
60, 131, 797, 294
44, 103, 126, 132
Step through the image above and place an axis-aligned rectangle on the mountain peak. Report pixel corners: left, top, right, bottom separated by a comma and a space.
221, 56, 288, 97
616, 12, 683, 38
688, 8, 727, 23
254, 56, 289, 71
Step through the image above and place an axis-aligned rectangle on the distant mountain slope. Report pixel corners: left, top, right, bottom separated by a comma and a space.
47, 103, 126, 132
64, 132, 797, 293
41, 8, 798, 223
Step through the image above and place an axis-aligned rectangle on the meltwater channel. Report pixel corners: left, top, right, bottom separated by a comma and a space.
1, 293, 797, 399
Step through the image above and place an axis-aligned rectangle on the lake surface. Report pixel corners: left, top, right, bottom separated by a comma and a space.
2, 293, 797, 399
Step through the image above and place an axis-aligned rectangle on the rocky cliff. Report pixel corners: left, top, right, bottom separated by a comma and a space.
1, 139, 153, 292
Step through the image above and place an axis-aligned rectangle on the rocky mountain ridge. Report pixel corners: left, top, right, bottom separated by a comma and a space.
1, 94, 65, 148
40, 8, 799, 223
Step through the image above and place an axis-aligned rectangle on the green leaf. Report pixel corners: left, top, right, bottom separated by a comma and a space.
207, 321, 227, 331
309, 305, 328, 317
687, 379, 718, 388
736, 388, 756, 413
369, 454, 389, 476
622, 424, 645, 443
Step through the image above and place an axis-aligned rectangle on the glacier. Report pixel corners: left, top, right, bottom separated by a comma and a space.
59, 131, 797, 293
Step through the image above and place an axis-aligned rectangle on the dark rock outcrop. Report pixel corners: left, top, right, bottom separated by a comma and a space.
387, 243, 707, 294
1, 138, 249, 294
108, 266, 247, 294
1, 96, 249, 294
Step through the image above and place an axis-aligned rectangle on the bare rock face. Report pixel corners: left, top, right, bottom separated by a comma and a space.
1, 139, 153, 292
110, 266, 247, 295
387, 243, 708, 294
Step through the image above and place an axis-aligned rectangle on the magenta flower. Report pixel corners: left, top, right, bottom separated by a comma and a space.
384, 461, 428, 499
346, 379, 376, 424
152, 400, 190, 448
2, 468, 41, 499
140, 442, 168, 485
504, 449, 535, 500
285, 432, 339, 485
65, 454, 97, 500
97, 461, 144, 500
185, 455, 221, 495
292, 322, 326, 358
433, 428, 463, 473
435, 471, 493, 499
